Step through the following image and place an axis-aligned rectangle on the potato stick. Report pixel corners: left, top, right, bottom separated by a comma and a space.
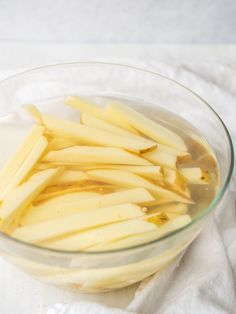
35, 184, 116, 202
106, 101, 187, 151
39, 111, 156, 153
20, 188, 154, 225
163, 168, 190, 198
42, 146, 152, 166
143, 149, 177, 169
0, 168, 62, 232
65, 96, 138, 133
21, 191, 101, 226
158, 144, 191, 159
81, 113, 191, 161
148, 203, 188, 215
81, 112, 143, 139
0, 125, 45, 199
24, 104, 43, 123
12, 203, 146, 243
68, 165, 163, 180
87, 170, 193, 204
91, 215, 191, 251
48, 137, 76, 151
1, 136, 48, 199
54, 170, 88, 185
44, 213, 163, 250
34, 163, 56, 170
179, 168, 210, 185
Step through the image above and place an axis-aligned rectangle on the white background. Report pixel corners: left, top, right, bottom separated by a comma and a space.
0, 0, 235, 43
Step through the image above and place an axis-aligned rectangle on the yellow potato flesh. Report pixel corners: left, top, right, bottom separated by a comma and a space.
20, 187, 154, 225
65, 96, 138, 133
106, 101, 187, 151
179, 168, 210, 185
0, 125, 45, 200
0, 168, 62, 232
43, 146, 152, 166
87, 169, 193, 204
90, 214, 191, 251
12, 203, 146, 243
143, 149, 177, 169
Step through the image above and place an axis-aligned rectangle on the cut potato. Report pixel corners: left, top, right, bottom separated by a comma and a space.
0, 125, 45, 199
42, 146, 152, 166
48, 137, 76, 151
66, 96, 138, 133
43, 212, 167, 250
21, 191, 100, 226
24, 104, 42, 124
0, 168, 62, 232
20, 188, 154, 225
35, 184, 117, 202
106, 101, 187, 151
73, 165, 163, 180
163, 168, 190, 198
149, 203, 188, 215
35, 111, 157, 153
179, 168, 210, 185
90, 214, 191, 251
143, 149, 177, 169
54, 170, 88, 185
12, 203, 146, 243
87, 170, 193, 204
1, 136, 48, 199
81, 112, 142, 139
158, 144, 191, 160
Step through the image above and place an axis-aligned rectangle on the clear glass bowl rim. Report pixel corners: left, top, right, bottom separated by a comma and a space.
0, 61, 234, 256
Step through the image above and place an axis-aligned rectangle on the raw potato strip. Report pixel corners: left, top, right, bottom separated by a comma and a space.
106, 101, 187, 151
179, 168, 210, 185
81, 112, 142, 139
0, 168, 62, 232
20, 188, 154, 225
44, 213, 165, 250
54, 170, 88, 185
87, 170, 193, 204
90, 215, 192, 251
31, 109, 157, 153
21, 191, 100, 226
143, 149, 177, 169
163, 168, 190, 198
65, 96, 138, 133
158, 144, 191, 160
73, 165, 163, 180
48, 137, 76, 151
1, 136, 48, 199
35, 184, 117, 202
12, 203, 146, 243
149, 203, 188, 215
81, 112, 191, 161
0, 125, 45, 199
43, 146, 152, 166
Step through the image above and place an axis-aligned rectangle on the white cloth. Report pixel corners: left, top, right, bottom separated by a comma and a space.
46, 60, 236, 314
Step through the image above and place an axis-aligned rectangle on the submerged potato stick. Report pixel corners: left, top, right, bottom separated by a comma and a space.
0, 168, 62, 232
12, 203, 146, 243
42, 146, 152, 166
0, 125, 45, 200
87, 169, 193, 204
20, 188, 154, 225
30, 108, 157, 153
106, 101, 187, 151
65, 96, 138, 133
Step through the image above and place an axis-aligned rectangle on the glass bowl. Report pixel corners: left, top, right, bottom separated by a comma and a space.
0, 62, 234, 293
